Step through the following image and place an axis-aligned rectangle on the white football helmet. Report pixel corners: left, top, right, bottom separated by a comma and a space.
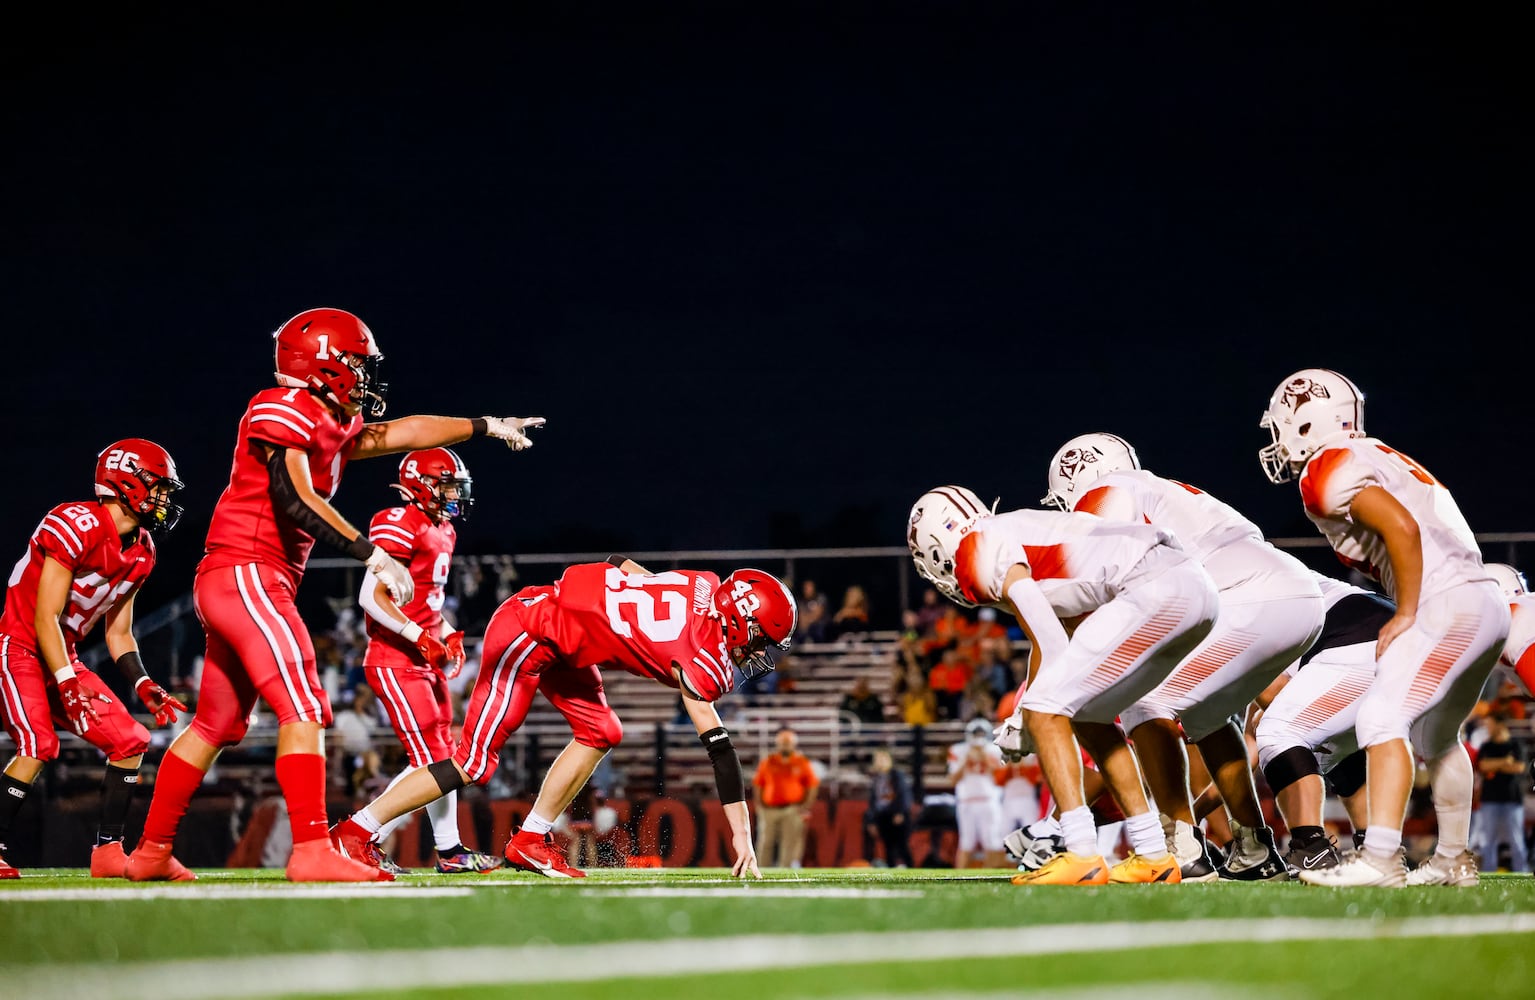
1486, 563, 1528, 600
1041, 433, 1140, 510
908, 486, 996, 608
1258, 369, 1366, 484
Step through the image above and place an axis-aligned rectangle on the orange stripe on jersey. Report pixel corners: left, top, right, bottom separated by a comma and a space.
1514, 645, 1535, 698
1402, 615, 1479, 714
1023, 544, 1068, 582
1156, 629, 1256, 699
954, 531, 985, 604
1076, 486, 1113, 516
1291, 676, 1373, 731
1299, 447, 1353, 519
1083, 600, 1188, 687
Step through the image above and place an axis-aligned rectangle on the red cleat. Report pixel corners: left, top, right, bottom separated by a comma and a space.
125, 839, 197, 882
90, 841, 128, 879
287, 838, 395, 882
504, 829, 586, 878
0, 849, 19, 879
329, 817, 404, 873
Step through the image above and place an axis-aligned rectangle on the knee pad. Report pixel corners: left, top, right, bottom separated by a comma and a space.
1261, 745, 1320, 794
107, 723, 151, 762
1325, 749, 1368, 798
190, 711, 250, 750
1119, 700, 1175, 734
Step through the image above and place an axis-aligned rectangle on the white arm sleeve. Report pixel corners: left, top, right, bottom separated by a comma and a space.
357, 573, 423, 643
1006, 576, 1071, 666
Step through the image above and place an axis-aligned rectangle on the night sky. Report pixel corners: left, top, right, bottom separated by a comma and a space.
4, 6, 1528, 622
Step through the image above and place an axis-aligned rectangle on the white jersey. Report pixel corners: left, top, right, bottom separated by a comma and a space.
1316, 572, 1373, 611
948, 740, 1004, 804
1297, 437, 1489, 605
954, 508, 1178, 618
1074, 469, 1313, 598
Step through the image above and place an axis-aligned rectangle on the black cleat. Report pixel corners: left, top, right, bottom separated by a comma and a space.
1285, 833, 1342, 874
1218, 825, 1293, 882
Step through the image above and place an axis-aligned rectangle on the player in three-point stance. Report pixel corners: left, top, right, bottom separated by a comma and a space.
333, 558, 796, 878
125, 306, 544, 883
0, 440, 189, 878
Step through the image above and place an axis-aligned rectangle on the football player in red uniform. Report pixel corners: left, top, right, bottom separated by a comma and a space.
353, 447, 501, 874
333, 559, 797, 878
0, 440, 189, 879
125, 307, 545, 883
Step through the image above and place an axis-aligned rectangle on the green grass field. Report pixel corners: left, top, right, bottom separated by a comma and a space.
3, 867, 1533, 999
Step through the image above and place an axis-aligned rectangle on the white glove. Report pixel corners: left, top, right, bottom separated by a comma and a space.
365, 544, 415, 605
482, 415, 546, 451
993, 714, 1035, 763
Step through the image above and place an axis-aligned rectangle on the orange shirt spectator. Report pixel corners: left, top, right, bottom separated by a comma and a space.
928, 656, 970, 695
753, 747, 819, 808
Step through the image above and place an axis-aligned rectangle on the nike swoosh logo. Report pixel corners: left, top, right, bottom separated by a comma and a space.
519, 851, 554, 873
1079, 866, 1102, 881
1302, 852, 1330, 869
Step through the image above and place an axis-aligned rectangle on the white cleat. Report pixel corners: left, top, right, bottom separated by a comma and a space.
1298, 847, 1406, 888
1405, 850, 1479, 887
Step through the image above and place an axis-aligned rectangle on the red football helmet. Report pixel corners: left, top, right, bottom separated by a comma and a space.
712, 569, 798, 679
273, 307, 387, 417
394, 447, 473, 521
94, 438, 185, 535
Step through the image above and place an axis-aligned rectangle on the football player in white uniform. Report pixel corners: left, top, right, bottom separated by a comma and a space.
1259, 369, 1508, 887
1487, 564, 1535, 695
1044, 433, 1323, 881
949, 718, 1006, 868
909, 486, 1219, 885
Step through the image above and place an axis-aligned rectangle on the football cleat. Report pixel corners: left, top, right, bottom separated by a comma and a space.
287, 839, 394, 883
1405, 850, 1479, 887
1218, 823, 1292, 882
504, 830, 586, 878
90, 841, 129, 879
0, 848, 18, 879
436, 848, 505, 874
1298, 847, 1406, 888
1110, 853, 1182, 884
330, 818, 402, 874
1285, 833, 1343, 874
1004, 820, 1065, 872
1168, 820, 1219, 883
124, 839, 197, 882
1010, 851, 1110, 886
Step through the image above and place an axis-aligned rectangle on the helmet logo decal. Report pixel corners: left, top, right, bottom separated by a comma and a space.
731, 578, 761, 618
103, 449, 141, 475
1281, 377, 1330, 412
1055, 446, 1099, 484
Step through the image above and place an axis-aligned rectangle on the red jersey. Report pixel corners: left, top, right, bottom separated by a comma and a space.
362, 503, 456, 666
530, 563, 736, 701
1, 501, 157, 661
201, 387, 364, 583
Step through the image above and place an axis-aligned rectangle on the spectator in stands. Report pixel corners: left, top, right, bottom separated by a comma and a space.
896, 665, 937, 726
753, 727, 820, 868
1474, 716, 1529, 872
960, 670, 997, 724
864, 749, 913, 867
927, 645, 971, 721
799, 579, 831, 643
915, 587, 943, 635
840, 676, 886, 725
829, 585, 872, 640
332, 686, 379, 761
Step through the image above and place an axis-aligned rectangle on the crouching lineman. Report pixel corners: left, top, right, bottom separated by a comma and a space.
333, 558, 796, 878
352, 447, 502, 874
1042, 433, 1323, 881
1258, 369, 1508, 887
1487, 564, 1535, 696
0, 441, 189, 879
909, 486, 1218, 885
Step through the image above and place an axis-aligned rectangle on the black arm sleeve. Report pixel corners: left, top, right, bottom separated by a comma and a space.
266, 448, 375, 562
699, 726, 746, 804
115, 650, 148, 684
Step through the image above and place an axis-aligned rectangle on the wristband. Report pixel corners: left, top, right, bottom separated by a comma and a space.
53, 664, 77, 683
117, 650, 149, 682
134, 676, 155, 693
400, 621, 424, 643
470, 417, 489, 436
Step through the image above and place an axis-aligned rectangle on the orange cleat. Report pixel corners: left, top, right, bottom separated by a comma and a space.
1109, 853, 1183, 884
286, 839, 395, 882
90, 841, 129, 879
1011, 851, 1111, 886
125, 839, 197, 882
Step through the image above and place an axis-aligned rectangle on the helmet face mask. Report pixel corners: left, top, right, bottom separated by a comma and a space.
713, 570, 797, 680
1258, 369, 1365, 484
1042, 433, 1140, 510
395, 448, 473, 522
95, 439, 185, 536
274, 308, 389, 418
907, 486, 995, 608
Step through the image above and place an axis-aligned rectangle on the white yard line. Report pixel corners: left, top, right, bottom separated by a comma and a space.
0, 913, 1531, 999
583, 887, 926, 898
0, 886, 474, 901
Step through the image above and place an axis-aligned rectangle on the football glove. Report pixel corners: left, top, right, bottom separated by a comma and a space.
57, 676, 104, 736
443, 631, 466, 679
365, 544, 415, 605
134, 677, 188, 727
414, 630, 450, 671
993, 714, 1035, 763
481, 415, 546, 451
